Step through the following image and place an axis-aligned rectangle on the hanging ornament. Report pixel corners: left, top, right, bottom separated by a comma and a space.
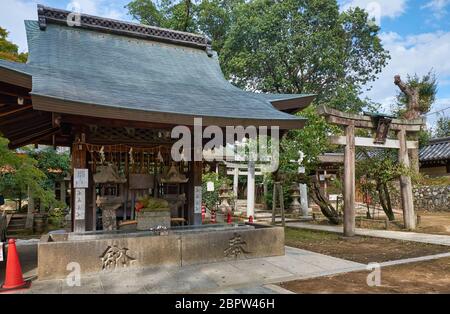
129, 147, 134, 165
99, 146, 106, 164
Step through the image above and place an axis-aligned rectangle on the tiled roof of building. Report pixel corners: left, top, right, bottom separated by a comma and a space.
420, 137, 450, 162
0, 5, 315, 129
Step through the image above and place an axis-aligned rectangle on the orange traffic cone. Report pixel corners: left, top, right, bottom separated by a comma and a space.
1, 239, 31, 291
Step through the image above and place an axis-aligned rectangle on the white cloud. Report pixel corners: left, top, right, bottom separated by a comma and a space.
421, 0, 450, 19
0, 0, 38, 53
0, 0, 128, 52
363, 30, 450, 127
340, 0, 408, 19
67, 0, 125, 20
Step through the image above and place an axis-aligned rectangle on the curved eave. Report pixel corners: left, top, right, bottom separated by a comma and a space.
0, 60, 32, 89
31, 94, 306, 130
258, 94, 316, 114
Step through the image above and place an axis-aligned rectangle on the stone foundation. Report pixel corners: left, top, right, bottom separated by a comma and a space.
37, 224, 284, 280
413, 185, 450, 212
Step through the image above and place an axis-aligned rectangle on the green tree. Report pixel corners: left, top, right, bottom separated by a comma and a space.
434, 116, 450, 138
0, 137, 58, 211
126, 0, 198, 32
278, 107, 342, 224
221, 0, 389, 110
0, 27, 28, 63
356, 149, 410, 221
27, 147, 71, 192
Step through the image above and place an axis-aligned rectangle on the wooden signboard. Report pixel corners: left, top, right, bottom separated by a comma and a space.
74, 168, 89, 188
74, 189, 86, 220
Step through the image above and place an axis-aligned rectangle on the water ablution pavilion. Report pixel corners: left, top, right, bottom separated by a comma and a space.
0, 5, 425, 281
0, 5, 318, 279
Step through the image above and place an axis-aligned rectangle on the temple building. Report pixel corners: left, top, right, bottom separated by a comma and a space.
0, 5, 314, 234
419, 137, 450, 177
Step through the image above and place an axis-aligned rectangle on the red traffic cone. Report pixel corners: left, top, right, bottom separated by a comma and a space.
1, 239, 31, 291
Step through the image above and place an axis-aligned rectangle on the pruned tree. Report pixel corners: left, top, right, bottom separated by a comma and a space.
394, 71, 437, 120
394, 71, 438, 172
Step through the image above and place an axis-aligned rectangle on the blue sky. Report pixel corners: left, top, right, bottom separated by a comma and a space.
0, 0, 449, 129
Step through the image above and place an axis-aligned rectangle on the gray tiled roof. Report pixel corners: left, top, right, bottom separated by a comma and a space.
0, 14, 313, 128
420, 137, 450, 162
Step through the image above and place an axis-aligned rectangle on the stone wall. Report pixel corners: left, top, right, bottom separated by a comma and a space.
413, 185, 450, 211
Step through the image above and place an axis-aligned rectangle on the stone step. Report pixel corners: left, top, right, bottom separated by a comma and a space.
254, 213, 273, 219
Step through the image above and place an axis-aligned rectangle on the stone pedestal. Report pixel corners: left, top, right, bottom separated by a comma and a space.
102, 207, 118, 231
289, 183, 301, 213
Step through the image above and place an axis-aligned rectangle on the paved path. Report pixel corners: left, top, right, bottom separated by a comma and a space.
5, 246, 364, 294
286, 222, 450, 246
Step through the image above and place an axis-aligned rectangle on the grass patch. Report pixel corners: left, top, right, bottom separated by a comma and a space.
285, 227, 340, 243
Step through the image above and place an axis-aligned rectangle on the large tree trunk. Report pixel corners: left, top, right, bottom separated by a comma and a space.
308, 176, 341, 225
376, 180, 395, 221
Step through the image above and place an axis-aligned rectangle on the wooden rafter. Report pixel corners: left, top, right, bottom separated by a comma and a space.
0, 82, 31, 98
9, 127, 60, 149
0, 104, 33, 117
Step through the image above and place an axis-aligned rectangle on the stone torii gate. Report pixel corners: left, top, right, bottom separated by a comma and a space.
317, 106, 424, 237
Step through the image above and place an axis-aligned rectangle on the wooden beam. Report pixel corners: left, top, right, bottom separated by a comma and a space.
0, 110, 50, 127
0, 104, 32, 117
60, 114, 176, 130
343, 124, 355, 237
398, 128, 416, 230
0, 82, 31, 98
8, 123, 54, 141
329, 136, 418, 149
9, 127, 60, 149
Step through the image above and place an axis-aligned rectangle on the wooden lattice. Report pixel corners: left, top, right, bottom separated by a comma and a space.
87, 126, 174, 145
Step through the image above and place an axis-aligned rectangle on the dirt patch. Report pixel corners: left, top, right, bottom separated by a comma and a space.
417, 211, 450, 235
279, 257, 450, 294
285, 227, 450, 264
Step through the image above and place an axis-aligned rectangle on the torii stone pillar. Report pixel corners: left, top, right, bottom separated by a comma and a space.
247, 160, 255, 218
398, 127, 416, 229
343, 124, 356, 237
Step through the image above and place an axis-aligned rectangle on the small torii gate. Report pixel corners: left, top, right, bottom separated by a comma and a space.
317, 106, 424, 237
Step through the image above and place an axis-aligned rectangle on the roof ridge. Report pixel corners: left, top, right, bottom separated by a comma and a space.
428, 137, 450, 145
37, 4, 213, 56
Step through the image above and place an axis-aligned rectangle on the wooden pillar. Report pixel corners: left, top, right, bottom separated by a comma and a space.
398, 127, 416, 230
247, 160, 255, 218
344, 124, 356, 237
188, 161, 203, 225
71, 136, 88, 233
